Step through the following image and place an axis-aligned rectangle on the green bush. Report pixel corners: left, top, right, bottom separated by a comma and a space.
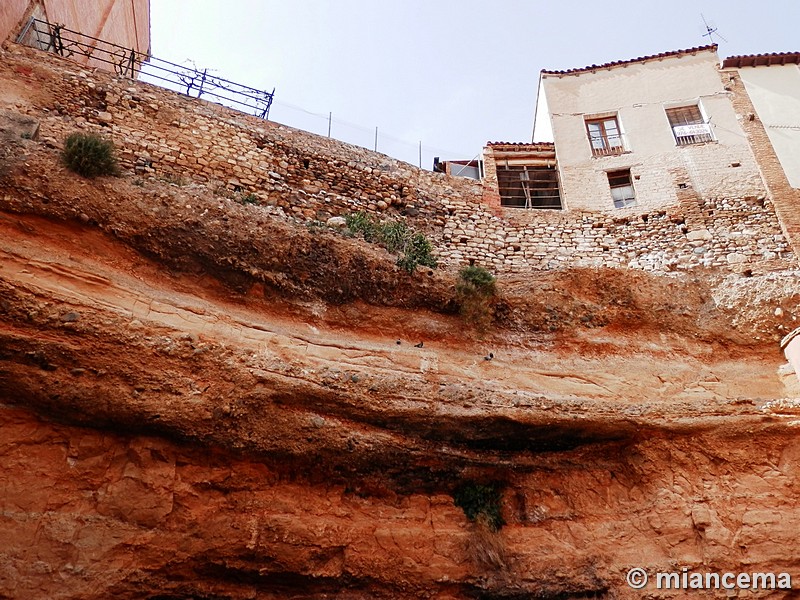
238, 192, 259, 205
61, 132, 120, 178
379, 220, 410, 253
344, 212, 437, 274
457, 265, 496, 297
344, 211, 378, 241
453, 482, 505, 531
396, 232, 437, 273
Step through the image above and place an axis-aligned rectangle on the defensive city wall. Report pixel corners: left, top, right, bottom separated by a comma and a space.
1, 43, 794, 275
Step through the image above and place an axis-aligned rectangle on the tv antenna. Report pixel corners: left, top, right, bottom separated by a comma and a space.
701, 14, 727, 44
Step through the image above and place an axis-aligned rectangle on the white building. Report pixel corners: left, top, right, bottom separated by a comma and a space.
532, 45, 766, 212
723, 52, 800, 189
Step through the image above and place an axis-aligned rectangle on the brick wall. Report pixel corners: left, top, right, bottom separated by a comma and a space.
723, 66, 800, 260
1, 44, 795, 276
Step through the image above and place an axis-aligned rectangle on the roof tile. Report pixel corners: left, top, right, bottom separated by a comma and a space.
722, 52, 800, 68
486, 141, 554, 148
542, 45, 718, 76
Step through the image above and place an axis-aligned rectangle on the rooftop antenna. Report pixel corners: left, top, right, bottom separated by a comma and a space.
701, 14, 728, 44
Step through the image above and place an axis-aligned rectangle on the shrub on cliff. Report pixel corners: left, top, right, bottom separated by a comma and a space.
238, 192, 259, 205
455, 481, 508, 571
396, 231, 437, 273
453, 481, 505, 531
62, 132, 120, 178
345, 211, 379, 242
344, 211, 437, 274
457, 265, 496, 297
456, 265, 496, 328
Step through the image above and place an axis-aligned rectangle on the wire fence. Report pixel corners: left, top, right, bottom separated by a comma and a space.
17, 17, 477, 171
18, 18, 274, 119
266, 100, 476, 169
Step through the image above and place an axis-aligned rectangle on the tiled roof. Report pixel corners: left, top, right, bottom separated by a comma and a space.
722, 52, 800, 68
541, 45, 718, 76
486, 141, 554, 148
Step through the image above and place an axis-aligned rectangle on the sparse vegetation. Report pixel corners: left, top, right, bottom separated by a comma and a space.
238, 192, 259, 205
212, 182, 236, 199
453, 481, 505, 531
456, 265, 497, 328
344, 211, 437, 273
396, 231, 437, 273
61, 132, 120, 178
159, 172, 187, 187
305, 219, 328, 233
466, 514, 508, 570
457, 265, 496, 297
344, 211, 378, 241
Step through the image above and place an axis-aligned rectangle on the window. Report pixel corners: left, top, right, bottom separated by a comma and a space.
607, 169, 636, 208
586, 116, 624, 156
497, 164, 562, 209
665, 105, 713, 145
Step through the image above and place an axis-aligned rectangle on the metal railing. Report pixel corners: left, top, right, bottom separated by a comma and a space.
672, 124, 714, 146
16, 18, 275, 120
589, 133, 627, 157
675, 133, 714, 146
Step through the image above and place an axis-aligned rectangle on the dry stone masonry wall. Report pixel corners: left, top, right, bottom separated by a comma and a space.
3, 44, 795, 275
440, 195, 790, 272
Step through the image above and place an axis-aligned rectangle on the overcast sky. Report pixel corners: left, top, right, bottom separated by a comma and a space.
149, 1, 800, 169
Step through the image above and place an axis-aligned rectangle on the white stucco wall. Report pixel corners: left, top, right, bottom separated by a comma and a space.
543, 50, 766, 211
738, 64, 800, 189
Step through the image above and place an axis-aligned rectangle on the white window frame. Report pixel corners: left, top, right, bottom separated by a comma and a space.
585, 112, 627, 156
664, 100, 715, 146
607, 169, 637, 209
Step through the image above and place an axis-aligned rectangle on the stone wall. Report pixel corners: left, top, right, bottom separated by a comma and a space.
2, 43, 795, 275
440, 194, 790, 272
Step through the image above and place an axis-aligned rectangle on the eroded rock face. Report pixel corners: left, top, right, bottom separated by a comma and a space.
3, 401, 800, 599
1, 200, 799, 599
2, 45, 800, 600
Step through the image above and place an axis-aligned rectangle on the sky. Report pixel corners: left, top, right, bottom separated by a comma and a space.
149, 1, 800, 169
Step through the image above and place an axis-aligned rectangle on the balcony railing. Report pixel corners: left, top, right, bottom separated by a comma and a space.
672, 123, 714, 146
590, 133, 627, 157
